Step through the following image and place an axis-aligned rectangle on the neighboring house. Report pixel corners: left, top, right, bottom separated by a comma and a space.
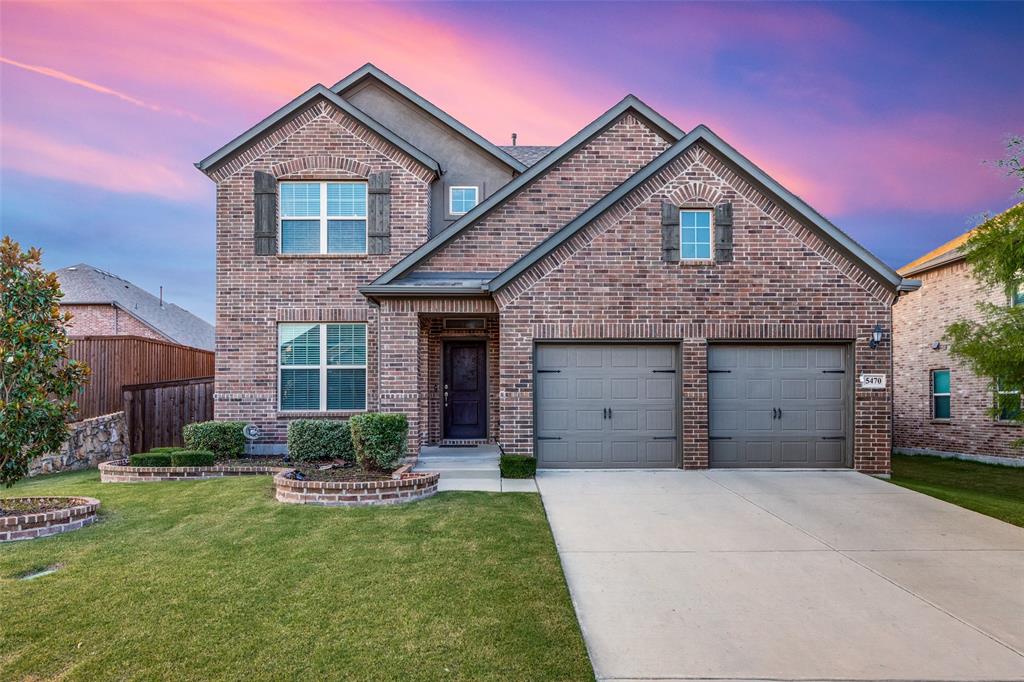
893, 210, 1024, 463
196, 63, 919, 474
56, 263, 215, 351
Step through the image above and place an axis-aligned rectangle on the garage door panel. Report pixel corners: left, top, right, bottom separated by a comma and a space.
536, 343, 678, 469
710, 344, 849, 468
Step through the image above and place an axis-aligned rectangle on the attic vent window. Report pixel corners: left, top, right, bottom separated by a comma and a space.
449, 186, 478, 216
443, 318, 485, 330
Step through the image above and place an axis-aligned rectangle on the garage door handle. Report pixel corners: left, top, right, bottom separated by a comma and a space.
653, 436, 676, 440
822, 370, 845, 374
823, 436, 846, 440
651, 369, 676, 373
537, 436, 562, 441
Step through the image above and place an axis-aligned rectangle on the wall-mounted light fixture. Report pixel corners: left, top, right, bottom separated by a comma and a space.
869, 324, 885, 349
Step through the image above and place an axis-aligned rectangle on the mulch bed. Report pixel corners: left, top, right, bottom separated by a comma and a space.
216, 458, 293, 468
289, 464, 395, 482
0, 498, 80, 517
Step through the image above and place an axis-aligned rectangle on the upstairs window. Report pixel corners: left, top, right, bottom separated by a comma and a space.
931, 369, 951, 420
680, 209, 712, 260
280, 181, 367, 254
449, 186, 479, 216
995, 379, 1022, 422
279, 323, 367, 411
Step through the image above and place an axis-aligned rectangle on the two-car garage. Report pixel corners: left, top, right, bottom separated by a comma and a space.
534, 342, 852, 469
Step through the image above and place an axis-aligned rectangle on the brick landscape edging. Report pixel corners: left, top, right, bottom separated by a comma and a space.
274, 471, 439, 506
99, 459, 289, 483
0, 497, 101, 542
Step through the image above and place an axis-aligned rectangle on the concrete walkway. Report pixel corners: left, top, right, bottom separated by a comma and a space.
414, 446, 537, 492
537, 469, 1024, 681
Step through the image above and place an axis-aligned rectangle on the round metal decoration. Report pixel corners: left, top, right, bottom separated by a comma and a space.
242, 424, 262, 441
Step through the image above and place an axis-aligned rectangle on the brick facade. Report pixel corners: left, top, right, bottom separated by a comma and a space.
63, 303, 170, 342
207, 87, 900, 473
893, 260, 1023, 461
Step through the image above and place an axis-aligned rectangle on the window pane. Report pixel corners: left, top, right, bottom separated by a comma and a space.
693, 211, 711, 228
695, 242, 711, 259
327, 183, 366, 217
281, 369, 320, 410
933, 395, 950, 419
1014, 286, 1024, 306
279, 324, 320, 366
327, 368, 366, 410
281, 220, 320, 253
997, 392, 1022, 421
681, 242, 697, 259
327, 324, 366, 365
681, 212, 696, 228
451, 187, 478, 214
932, 370, 950, 394
280, 183, 321, 217
327, 220, 367, 253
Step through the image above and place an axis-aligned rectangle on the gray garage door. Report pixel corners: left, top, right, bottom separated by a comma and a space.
708, 345, 850, 468
535, 344, 678, 468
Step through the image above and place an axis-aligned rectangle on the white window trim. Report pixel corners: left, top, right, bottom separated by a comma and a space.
931, 369, 951, 420
279, 181, 368, 255
679, 209, 714, 261
448, 185, 479, 216
278, 322, 368, 412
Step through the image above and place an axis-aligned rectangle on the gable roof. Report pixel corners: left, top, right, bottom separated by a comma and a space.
332, 63, 528, 174
363, 95, 686, 291
56, 264, 215, 351
195, 84, 439, 175
487, 125, 910, 294
499, 145, 556, 167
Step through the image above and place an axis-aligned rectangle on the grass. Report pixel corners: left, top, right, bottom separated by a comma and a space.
0, 471, 592, 681
891, 453, 1024, 527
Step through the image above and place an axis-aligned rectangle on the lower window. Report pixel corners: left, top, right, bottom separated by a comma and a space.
995, 379, 1022, 421
279, 323, 367, 411
931, 369, 951, 419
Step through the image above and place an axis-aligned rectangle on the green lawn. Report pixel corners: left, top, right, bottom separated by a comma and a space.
891, 453, 1024, 527
0, 471, 592, 681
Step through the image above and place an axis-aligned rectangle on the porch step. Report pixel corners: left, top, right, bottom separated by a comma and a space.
415, 445, 502, 491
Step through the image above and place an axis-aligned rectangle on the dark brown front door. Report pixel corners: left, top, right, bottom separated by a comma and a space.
443, 340, 487, 439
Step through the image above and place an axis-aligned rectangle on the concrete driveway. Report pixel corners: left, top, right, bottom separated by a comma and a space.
537, 469, 1024, 681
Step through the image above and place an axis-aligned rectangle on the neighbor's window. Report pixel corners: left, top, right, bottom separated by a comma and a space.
449, 186, 479, 215
680, 209, 712, 260
995, 379, 1022, 422
279, 181, 367, 254
279, 323, 367, 411
931, 369, 951, 420
1012, 284, 1024, 307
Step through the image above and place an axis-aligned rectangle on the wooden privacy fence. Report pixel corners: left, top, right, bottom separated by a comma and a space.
69, 336, 215, 420
123, 376, 214, 454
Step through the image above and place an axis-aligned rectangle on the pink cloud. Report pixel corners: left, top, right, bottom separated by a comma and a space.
1, 124, 205, 200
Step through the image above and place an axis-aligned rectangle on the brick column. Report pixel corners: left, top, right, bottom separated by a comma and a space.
681, 338, 709, 468
378, 307, 421, 454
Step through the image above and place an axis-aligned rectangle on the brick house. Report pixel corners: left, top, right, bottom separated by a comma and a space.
893, 210, 1024, 463
56, 263, 215, 351
196, 63, 919, 474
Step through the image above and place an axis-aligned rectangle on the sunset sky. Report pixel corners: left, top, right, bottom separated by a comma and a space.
2, 1, 1021, 322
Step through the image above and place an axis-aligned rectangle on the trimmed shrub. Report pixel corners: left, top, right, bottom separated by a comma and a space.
287, 420, 354, 463
170, 450, 216, 467
182, 421, 246, 460
349, 413, 408, 471
129, 453, 172, 467
500, 454, 537, 479
148, 447, 182, 454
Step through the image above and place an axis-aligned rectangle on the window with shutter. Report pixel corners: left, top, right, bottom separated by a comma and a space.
279, 323, 367, 411
279, 181, 367, 255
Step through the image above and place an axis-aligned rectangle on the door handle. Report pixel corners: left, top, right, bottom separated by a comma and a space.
608, 408, 613, 419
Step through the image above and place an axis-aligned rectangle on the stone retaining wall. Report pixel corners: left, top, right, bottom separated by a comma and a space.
29, 412, 127, 477
274, 471, 439, 506
0, 497, 101, 542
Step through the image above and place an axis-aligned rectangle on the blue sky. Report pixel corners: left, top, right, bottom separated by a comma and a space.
2, 1, 1021, 323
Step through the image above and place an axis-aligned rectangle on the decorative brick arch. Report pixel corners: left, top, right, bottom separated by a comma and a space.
272, 155, 372, 180
667, 178, 723, 207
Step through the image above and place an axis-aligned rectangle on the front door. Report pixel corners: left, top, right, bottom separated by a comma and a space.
443, 340, 487, 439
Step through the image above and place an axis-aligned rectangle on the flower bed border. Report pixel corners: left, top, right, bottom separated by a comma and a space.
274, 470, 439, 506
99, 460, 439, 507
0, 497, 100, 542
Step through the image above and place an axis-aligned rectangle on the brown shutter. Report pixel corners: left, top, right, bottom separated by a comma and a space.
367, 171, 391, 255
714, 202, 733, 263
661, 201, 680, 262
253, 171, 277, 255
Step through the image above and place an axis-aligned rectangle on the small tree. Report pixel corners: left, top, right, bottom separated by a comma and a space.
0, 237, 90, 486
945, 137, 1024, 441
